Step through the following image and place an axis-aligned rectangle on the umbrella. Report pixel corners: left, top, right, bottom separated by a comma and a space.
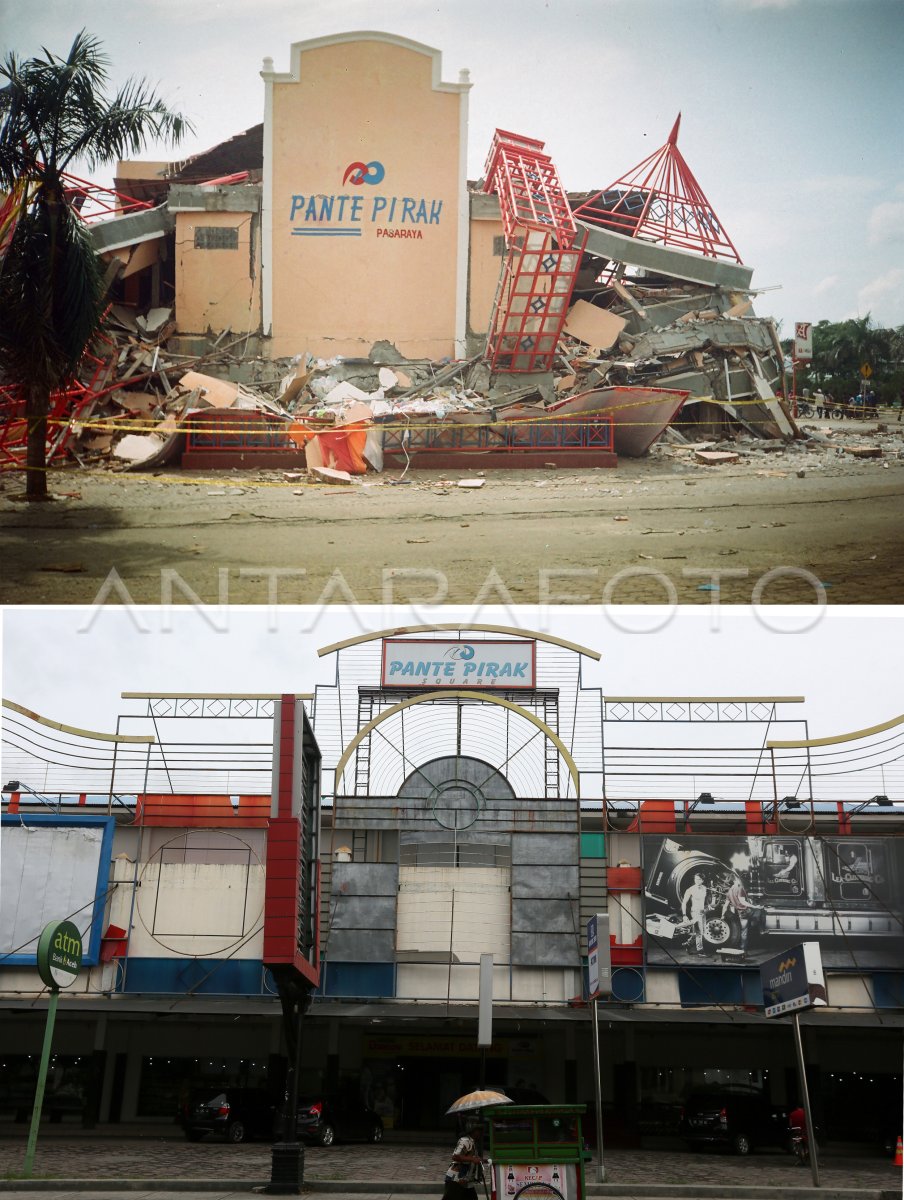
446, 1089, 513, 1116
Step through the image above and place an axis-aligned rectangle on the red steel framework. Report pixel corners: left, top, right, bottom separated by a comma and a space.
0, 340, 120, 470
482, 129, 587, 373
572, 114, 743, 263
0, 174, 153, 470
60, 171, 154, 224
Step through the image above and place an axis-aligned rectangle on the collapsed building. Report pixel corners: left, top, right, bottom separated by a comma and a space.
1, 31, 799, 475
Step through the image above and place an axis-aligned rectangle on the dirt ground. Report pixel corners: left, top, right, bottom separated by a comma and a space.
1, 418, 903, 606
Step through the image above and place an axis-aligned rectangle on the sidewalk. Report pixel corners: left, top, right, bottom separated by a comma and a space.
0, 1128, 898, 1200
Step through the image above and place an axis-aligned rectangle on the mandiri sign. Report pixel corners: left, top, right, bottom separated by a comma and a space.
381, 640, 536, 688
587, 913, 612, 1000
759, 941, 826, 1018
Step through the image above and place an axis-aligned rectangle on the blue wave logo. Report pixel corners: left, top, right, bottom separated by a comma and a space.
444, 645, 476, 661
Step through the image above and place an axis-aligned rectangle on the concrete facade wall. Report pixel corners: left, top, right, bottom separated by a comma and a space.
171, 189, 261, 336
262, 34, 471, 359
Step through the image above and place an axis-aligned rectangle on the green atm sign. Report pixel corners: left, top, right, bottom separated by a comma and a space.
36, 921, 82, 990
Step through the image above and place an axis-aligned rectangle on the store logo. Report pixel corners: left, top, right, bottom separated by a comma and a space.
343, 160, 386, 186
444, 645, 476, 661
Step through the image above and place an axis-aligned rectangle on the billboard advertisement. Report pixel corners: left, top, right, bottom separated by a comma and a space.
642, 834, 904, 969
381, 639, 536, 689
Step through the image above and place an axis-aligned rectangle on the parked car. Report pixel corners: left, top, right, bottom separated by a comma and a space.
180, 1087, 278, 1143
679, 1088, 789, 1155
296, 1095, 383, 1146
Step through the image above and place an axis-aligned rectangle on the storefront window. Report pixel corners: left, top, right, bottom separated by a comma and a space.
138, 1056, 269, 1118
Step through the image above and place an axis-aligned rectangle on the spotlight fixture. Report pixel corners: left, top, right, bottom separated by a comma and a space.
872, 795, 892, 807
782, 796, 802, 810
697, 792, 715, 804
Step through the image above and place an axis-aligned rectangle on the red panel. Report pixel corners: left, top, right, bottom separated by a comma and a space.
607, 866, 642, 892
266, 858, 300, 880
610, 941, 643, 966
639, 800, 677, 833
265, 876, 299, 899
746, 800, 776, 834
135, 793, 270, 828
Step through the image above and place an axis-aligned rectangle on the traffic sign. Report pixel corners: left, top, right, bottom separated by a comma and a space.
861, 363, 872, 378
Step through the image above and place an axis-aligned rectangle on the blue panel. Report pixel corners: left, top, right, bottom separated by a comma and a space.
122, 958, 266, 995
1, 814, 115, 967
316, 962, 395, 998
872, 973, 904, 1008
611, 967, 645, 1003
580, 961, 644, 1004
677, 968, 755, 1006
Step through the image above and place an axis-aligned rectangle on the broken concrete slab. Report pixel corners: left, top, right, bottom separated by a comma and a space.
178, 370, 240, 408
695, 450, 740, 465
310, 465, 355, 484
576, 218, 754, 290
563, 300, 626, 351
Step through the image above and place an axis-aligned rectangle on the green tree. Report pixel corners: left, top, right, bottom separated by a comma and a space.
0, 31, 190, 499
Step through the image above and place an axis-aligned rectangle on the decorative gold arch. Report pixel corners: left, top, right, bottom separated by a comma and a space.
317, 623, 600, 660
768, 711, 904, 749
2, 698, 154, 743
331, 690, 581, 797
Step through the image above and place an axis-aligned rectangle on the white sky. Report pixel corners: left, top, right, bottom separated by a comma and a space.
1, 605, 901, 744
3, 0, 903, 335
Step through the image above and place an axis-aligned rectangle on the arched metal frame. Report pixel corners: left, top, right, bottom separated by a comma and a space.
317, 623, 600, 661
332, 690, 581, 798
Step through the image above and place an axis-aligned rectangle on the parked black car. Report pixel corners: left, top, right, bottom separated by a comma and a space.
679, 1088, 789, 1155
180, 1087, 278, 1143
296, 1095, 383, 1146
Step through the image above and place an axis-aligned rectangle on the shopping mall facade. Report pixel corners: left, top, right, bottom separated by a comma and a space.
1, 625, 902, 1141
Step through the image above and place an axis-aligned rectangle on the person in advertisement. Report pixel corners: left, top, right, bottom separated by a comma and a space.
443, 1116, 485, 1200
681, 872, 710, 953
721, 871, 765, 955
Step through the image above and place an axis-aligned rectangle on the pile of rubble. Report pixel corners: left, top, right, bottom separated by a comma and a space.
10, 260, 902, 482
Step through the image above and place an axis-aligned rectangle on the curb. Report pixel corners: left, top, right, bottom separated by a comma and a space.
0, 1184, 896, 1200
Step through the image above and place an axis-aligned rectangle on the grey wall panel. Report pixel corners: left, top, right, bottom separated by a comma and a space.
511, 865, 579, 899
327, 929, 395, 960
512, 834, 579, 866
332, 863, 398, 895
401, 831, 511, 846
512, 898, 578, 935
330, 895, 396, 930
511, 932, 581, 967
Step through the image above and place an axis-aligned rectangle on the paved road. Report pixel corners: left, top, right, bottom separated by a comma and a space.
0, 1131, 897, 1198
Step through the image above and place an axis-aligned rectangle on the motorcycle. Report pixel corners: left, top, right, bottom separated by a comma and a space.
790, 1125, 809, 1166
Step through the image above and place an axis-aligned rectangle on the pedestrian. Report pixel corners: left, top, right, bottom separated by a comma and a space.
443, 1116, 485, 1200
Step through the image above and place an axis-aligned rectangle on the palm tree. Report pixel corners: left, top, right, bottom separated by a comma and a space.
0, 31, 191, 499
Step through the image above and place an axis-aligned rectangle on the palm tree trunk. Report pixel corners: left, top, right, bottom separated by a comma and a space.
25, 386, 49, 500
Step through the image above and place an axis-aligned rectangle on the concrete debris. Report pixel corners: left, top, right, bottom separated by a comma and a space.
3, 266, 902, 481
695, 450, 740, 466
